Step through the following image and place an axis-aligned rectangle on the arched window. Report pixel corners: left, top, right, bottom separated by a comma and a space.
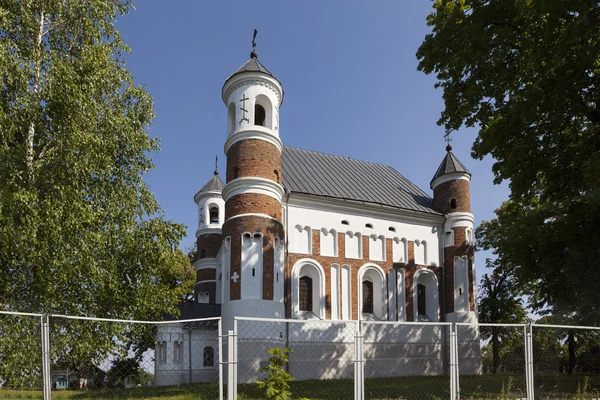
299, 276, 313, 312
292, 260, 325, 319
203, 346, 214, 367
417, 284, 426, 317
450, 198, 457, 209
254, 95, 272, 128
359, 264, 386, 320
362, 280, 374, 314
254, 104, 266, 126
413, 269, 439, 322
210, 206, 219, 224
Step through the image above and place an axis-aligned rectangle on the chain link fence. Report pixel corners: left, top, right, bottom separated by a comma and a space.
532, 325, 600, 399
4, 311, 600, 400
0, 312, 44, 396
457, 323, 527, 399
362, 321, 451, 399
235, 317, 357, 399
0, 311, 222, 399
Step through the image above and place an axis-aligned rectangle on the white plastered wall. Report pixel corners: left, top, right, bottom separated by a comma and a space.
286, 198, 442, 266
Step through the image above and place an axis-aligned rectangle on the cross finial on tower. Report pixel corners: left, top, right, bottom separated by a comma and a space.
250, 29, 258, 59
214, 155, 218, 175
444, 129, 453, 152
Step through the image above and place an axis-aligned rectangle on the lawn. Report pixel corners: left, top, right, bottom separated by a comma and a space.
1, 375, 599, 399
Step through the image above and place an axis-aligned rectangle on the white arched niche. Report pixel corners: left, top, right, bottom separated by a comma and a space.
320, 228, 337, 257
293, 225, 312, 254
413, 268, 439, 322
291, 259, 325, 320
273, 237, 284, 303
330, 264, 340, 320
345, 231, 361, 259
369, 234, 385, 262
358, 263, 386, 321
387, 268, 396, 321
241, 233, 263, 300
227, 102, 236, 135
393, 237, 408, 263
397, 268, 407, 321
414, 239, 428, 265
454, 256, 469, 312
341, 265, 352, 320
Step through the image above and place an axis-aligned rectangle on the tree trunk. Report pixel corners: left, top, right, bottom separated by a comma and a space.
26, 10, 45, 180
492, 326, 500, 374
568, 330, 576, 375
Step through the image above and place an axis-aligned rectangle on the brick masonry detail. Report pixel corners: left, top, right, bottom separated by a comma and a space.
286, 232, 442, 321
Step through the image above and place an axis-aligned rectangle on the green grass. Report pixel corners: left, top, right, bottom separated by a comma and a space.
1, 375, 600, 399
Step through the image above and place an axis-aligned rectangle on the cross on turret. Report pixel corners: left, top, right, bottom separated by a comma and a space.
444, 130, 452, 152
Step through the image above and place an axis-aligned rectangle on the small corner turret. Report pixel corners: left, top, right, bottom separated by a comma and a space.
192, 161, 225, 304
430, 143, 472, 214
431, 139, 477, 324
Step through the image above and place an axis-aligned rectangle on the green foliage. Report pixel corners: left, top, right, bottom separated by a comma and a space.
0, 0, 194, 386
256, 348, 293, 400
418, 0, 600, 323
478, 258, 527, 374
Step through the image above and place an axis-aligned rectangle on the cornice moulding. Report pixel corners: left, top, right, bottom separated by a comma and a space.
223, 177, 284, 203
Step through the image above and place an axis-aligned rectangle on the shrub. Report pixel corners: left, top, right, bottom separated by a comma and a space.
256, 348, 293, 400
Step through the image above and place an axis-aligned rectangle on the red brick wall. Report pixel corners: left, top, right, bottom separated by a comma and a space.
286, 232, 441, 321
433, 179, 471, 214
225, 193, 282, 221
194, 233, 222, 262
226, 139, 282, 183
196, 268, 216, 282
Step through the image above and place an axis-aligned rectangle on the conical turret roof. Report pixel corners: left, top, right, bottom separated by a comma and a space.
199, 172, 225, 192
430, 145, 471, 188
230, 57, 274, 78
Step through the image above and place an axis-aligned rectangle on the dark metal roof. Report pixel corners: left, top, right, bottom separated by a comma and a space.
430, 150, 471, 186
163, 303, 221, 321
281, 146, 440, 215
234, 58, 273, 76
200, 173, 225, 192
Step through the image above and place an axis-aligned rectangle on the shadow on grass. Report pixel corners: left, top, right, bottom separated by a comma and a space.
2, 375, 600, 400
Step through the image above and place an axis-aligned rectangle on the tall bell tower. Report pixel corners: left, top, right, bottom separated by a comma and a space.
220, 34, 285, 331
431, 142, 477, 324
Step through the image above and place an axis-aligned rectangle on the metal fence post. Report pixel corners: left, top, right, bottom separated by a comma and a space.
354, 321, 364, 400
227, 329, 235, 400
41, 314, 51, 400
450, 323, 458, 400
218, 318, 223, 400
525, 324, 535, 400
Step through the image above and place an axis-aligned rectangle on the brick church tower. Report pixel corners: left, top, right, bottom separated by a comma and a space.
431, 143, 477, 323
220, 46, 286, 331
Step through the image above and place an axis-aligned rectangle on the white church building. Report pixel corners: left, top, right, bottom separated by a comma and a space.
155, 43, 479, 385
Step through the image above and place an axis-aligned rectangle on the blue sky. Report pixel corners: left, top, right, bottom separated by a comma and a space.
116, 1, 508, 272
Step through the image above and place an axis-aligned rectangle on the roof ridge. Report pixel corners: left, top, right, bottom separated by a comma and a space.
284, 145, 399, 170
